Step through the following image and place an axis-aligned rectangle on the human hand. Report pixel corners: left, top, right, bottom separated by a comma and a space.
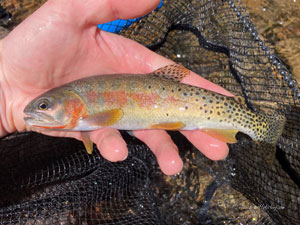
0, 0, 232, 175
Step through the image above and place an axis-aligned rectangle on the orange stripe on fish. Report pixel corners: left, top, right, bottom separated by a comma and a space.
102, 91, 128, 107
84, 90, 98, 102
167, 95, 179, 103
127, 93, 160, 108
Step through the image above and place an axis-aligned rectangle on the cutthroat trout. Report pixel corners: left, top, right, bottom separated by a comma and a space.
24, 64, 285, 154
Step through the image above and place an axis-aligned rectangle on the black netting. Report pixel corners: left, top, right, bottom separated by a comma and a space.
0, 0, 299, 224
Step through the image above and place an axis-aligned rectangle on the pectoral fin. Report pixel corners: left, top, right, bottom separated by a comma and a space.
83, 109, 123, 127
152, 64, 190, 82
202, 128, 238, 143
150, 122, 185, 130
81, 132, 94, 154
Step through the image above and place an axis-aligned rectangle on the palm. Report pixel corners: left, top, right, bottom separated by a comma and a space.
2, 12, 127, 91
0, 0, 230, 175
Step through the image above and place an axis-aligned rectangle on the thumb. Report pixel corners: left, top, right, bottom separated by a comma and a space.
48, 0, 161, 26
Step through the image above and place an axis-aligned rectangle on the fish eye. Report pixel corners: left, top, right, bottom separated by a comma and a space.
38, 100, 50, 110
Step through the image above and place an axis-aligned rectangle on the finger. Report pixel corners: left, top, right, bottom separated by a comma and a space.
89, 128, 128, 162
48, 0, 161, 26
133, 130, 183, 175
181, 130, 229, 160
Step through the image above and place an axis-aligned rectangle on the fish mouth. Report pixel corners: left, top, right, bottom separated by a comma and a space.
24, 112, 63, 128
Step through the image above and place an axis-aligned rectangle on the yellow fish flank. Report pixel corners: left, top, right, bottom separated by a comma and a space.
24, 65, 286, 154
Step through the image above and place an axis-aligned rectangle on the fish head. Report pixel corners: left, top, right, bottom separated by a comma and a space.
24, 88, 86, 130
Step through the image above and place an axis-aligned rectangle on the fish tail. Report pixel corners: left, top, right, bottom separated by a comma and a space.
254, 113, 286, 164
258, 113, 286, 146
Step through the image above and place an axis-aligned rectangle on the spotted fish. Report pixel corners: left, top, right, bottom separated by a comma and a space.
24, 64, 286, 155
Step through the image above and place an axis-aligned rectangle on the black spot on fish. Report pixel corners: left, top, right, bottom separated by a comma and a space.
202, 96, 206, 100
199, 107, 203, 110
148, 85, 151, 89
166, 113, 169, 116
171, 89, 174, 93
178, 88, 181, 92
217, 112, 220, 115
207, 117, 210, 120
162, 87, 165, 91
216, 101, 219, 104
205, 110, 208, 113
190, 93, 193, 96
185, 106, 188, 110
212, 93, 215, 97
209, 100, 213, 103
224, 102, 228, 106
210, 110, 213, 114
233, 119, 237, 122
196, 99, 199, 102
183, 93, 187, 96
229, 115, 232, 119
196, 92, 199, 95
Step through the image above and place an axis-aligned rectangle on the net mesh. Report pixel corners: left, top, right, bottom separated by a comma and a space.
0, 0, 299, 224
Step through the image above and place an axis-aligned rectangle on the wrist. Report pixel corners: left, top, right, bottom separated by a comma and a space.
0, 71, 9, 137
0, 39, 16, 137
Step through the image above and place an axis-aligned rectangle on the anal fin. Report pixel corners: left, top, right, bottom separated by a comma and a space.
202, 128, 238, 144
150, 122, 185, 130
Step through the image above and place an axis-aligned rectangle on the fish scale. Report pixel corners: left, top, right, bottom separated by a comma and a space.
24, 64, 286, 155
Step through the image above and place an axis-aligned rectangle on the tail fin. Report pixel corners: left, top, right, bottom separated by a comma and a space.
255, 113, 286, 164
260, 114, 286, 146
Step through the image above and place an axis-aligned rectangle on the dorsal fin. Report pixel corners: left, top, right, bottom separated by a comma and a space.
233, 96, 246, 105
152, 64, 190, 82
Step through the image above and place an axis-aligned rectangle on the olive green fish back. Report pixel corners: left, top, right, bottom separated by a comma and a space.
0, 0, 299, 225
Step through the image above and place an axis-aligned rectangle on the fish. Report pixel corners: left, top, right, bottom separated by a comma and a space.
24, 64, 286, 156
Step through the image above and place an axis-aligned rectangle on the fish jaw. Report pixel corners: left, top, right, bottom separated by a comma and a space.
24, 112, 67, 129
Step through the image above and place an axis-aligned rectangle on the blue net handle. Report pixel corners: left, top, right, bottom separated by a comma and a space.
98, 0, 163, 33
